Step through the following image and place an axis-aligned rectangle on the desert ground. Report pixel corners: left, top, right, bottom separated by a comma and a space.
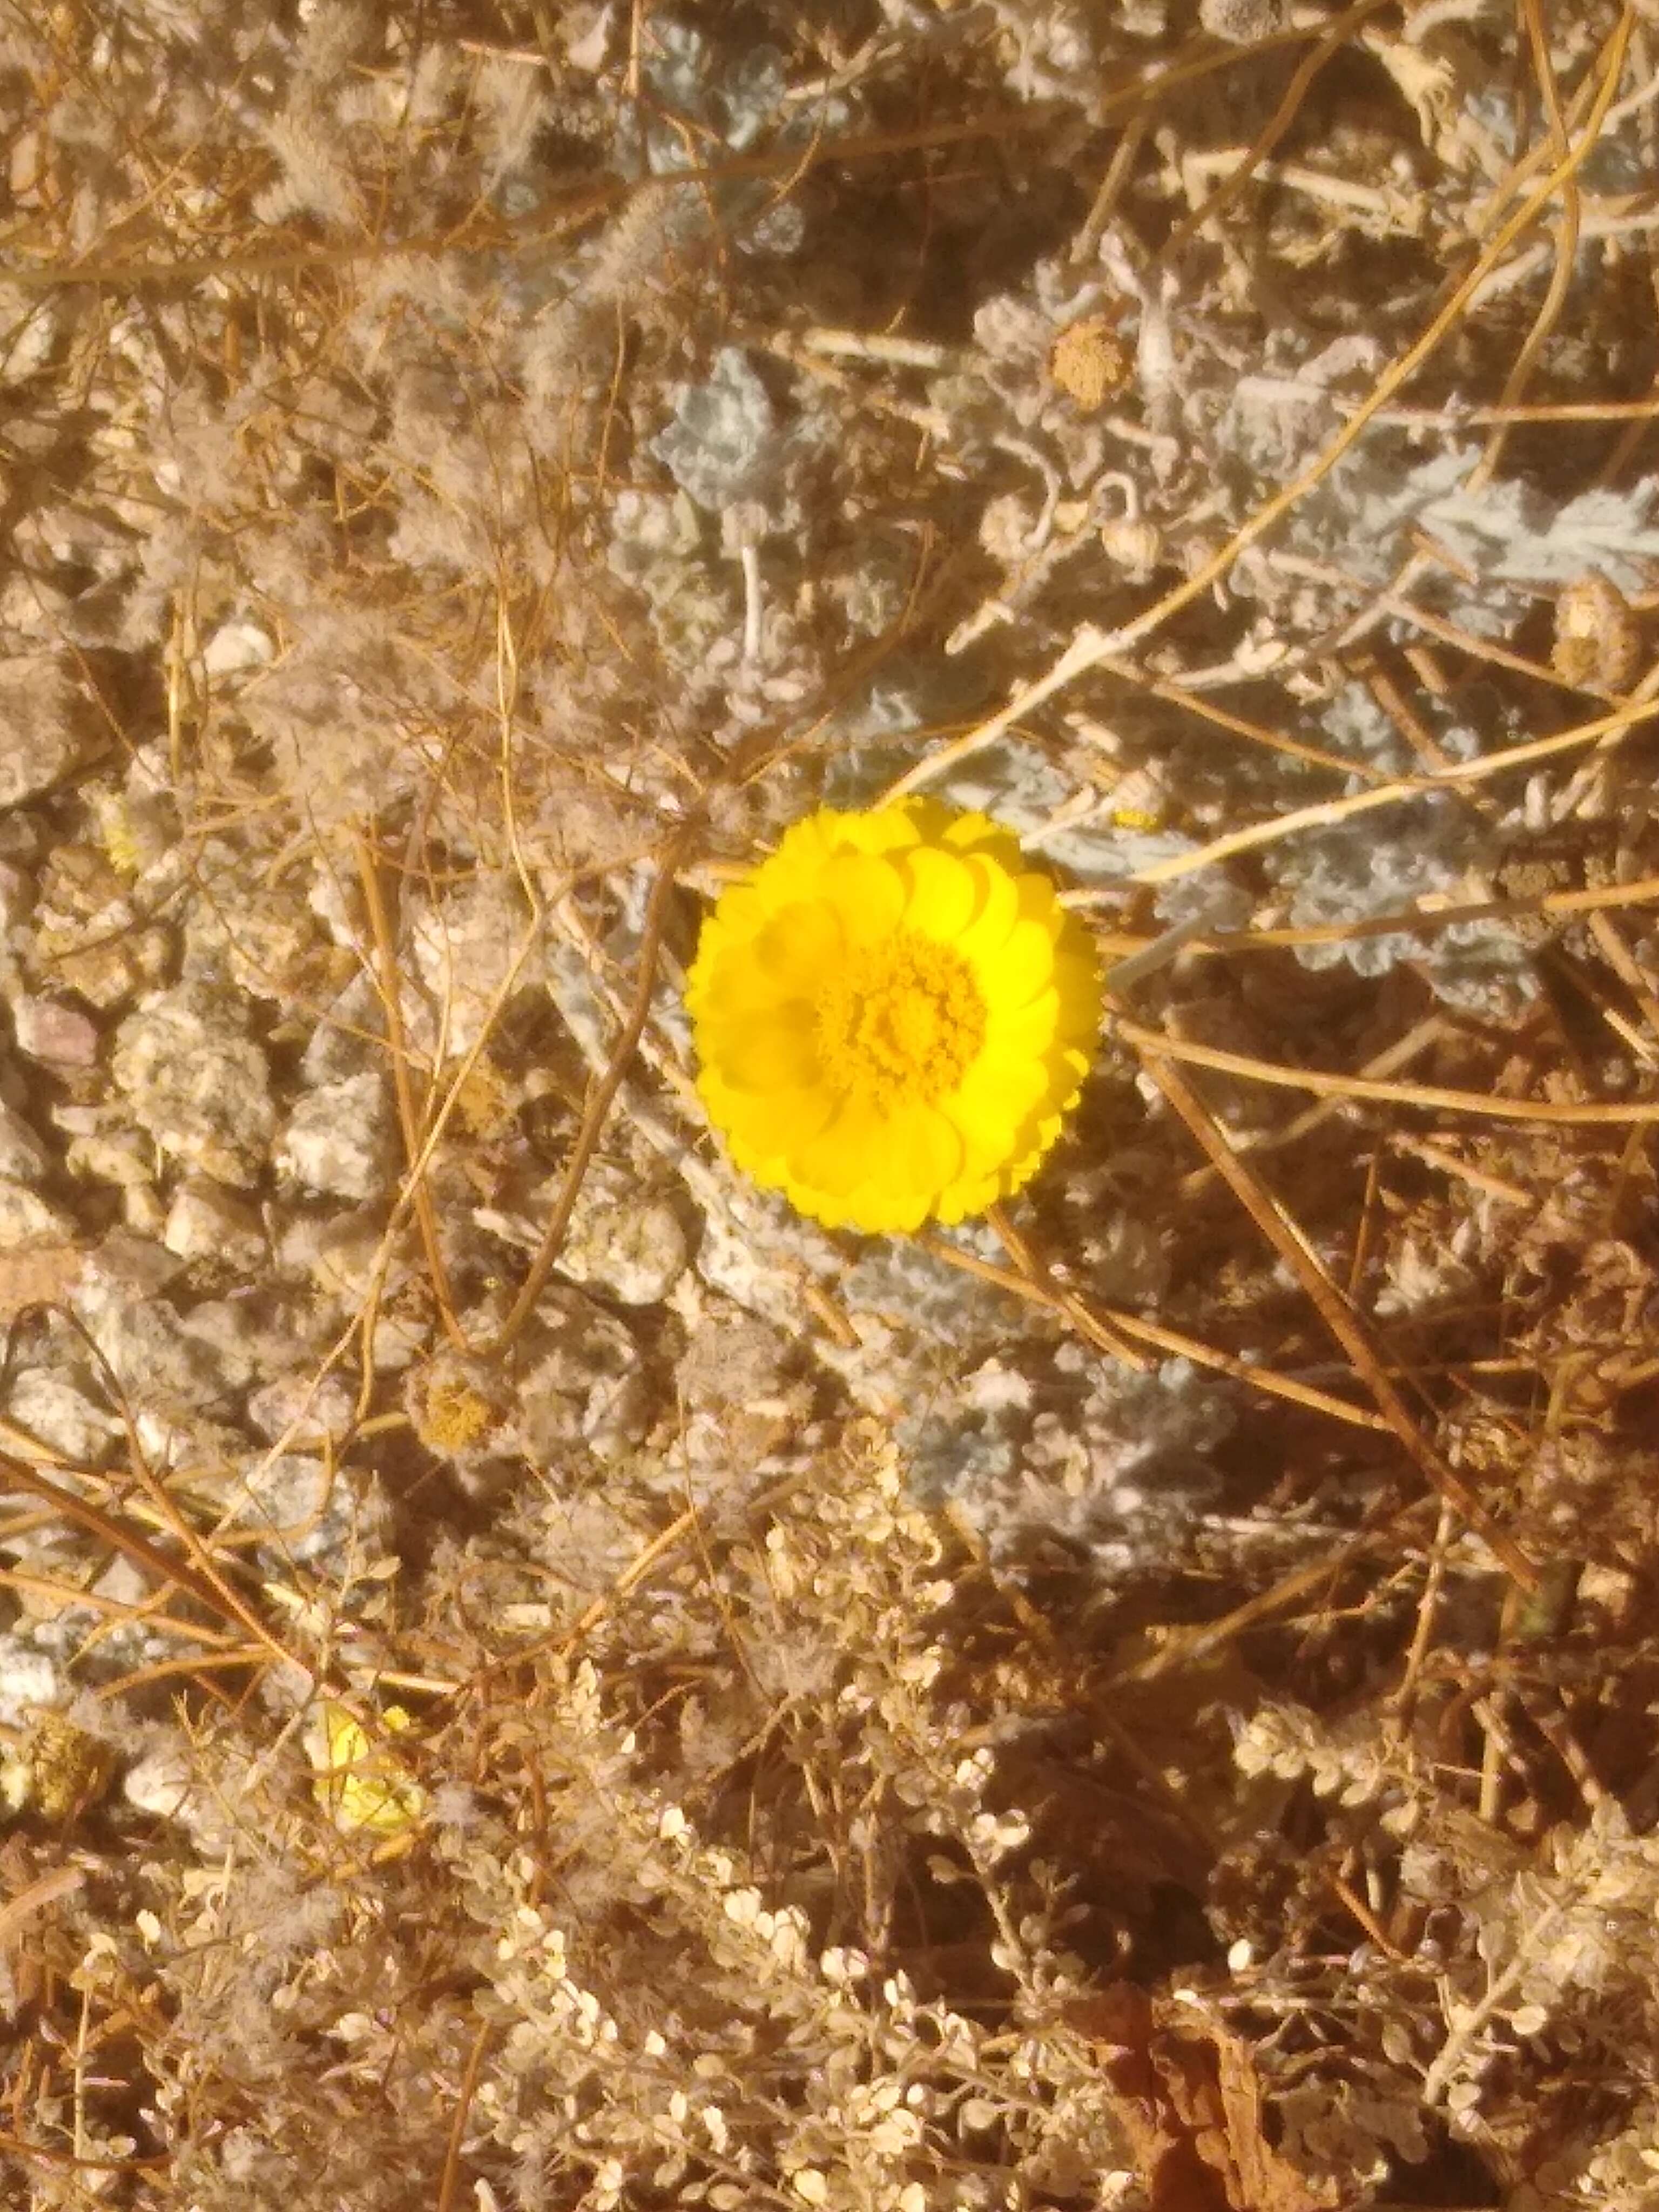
2, 3, 1659, 2207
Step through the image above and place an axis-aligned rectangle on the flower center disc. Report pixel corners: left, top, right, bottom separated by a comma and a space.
814, 933, 986, 1107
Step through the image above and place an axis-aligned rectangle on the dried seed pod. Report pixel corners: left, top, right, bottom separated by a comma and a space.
1099, 514, 1164, 579
1552, 571, 1643, 692
406, 1351, 510, 1466
978, 490, 1036, 564
1199, 0, 1296, 39
1048, 315, 1131, 413
2, 1712, 115, 1823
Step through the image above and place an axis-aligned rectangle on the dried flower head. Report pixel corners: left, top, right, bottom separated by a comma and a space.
1552, 570, 1642, 692
1047, 313, 1131, 413
686, 801, 1101, 1233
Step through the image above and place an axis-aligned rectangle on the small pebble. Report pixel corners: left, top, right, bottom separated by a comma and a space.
0, 1178, 76, 1250
277, 1072, 393, 1202
12, 994, 99, 1071
163, 1181, 268, 1270
111, 983, 275, 1186
559, 1161, 690, 1306
0, 1099, 49, 1183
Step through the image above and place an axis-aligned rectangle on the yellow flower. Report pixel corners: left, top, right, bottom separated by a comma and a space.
310, 1702, 427, 1838
686, 800, 1102, 1233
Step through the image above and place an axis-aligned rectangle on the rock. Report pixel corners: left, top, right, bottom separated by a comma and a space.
514, 1292, 652, 1465
279, 1210, 426, 1368
5, 1370, 121, 1462
60, 1117, 155, 1189
0, 656, 86, 806
557, 1160, 690, 1305
163, 1181, 267, 1270
1199, 0, 1293, 37
0, 1179, 76, 1250
0, 861, 35, 930
17, 1550, 177, 1676
0, 1100, 49, 1183
364, 1303, 427, 1372
246, 1371, 357, 1449
285, 1211, 387, 1305
174, 1299, 262, 1398
34, 841, 121, 929
276, 1072, 393, 1201
0, 1637, 64, 1727
123, 1743, 202, 1820
35, 923, 170, 1011
123, 1743, 236, 1853
71, 1236, 234, 1420
278, 1203, 429, 1371
181, 843, 321, 1004
111, 983, 275, 1185
223, 1453, 391, 1578
77, 1231, 181, 1303
201, 619, 275, 676
300, 972, 383, 1084
122, 1183, 166, 1237
408, 878, 531, 1057
12, 994, 99, 1071
30, 842, 168, 1009
78, 1297, 233, 1417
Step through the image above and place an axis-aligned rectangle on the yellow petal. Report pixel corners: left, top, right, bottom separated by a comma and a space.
711, 1014, 819, 1092
939, 806, 1027, 874
768, 810, 847, 878
981, 984, 1061, 1057
699, 882, 770, 947
754, 899, 845, 989
934, 1164, 1002, 1224
956, 856, 1022, 960
722, 1080, 836, 1166
1053, 940, 1103, 1026
833, 805, 926, 858
978, 914, 1055, 1004
696, 952, 801, 1026
875, 1098, 965, 1197
952, 1050, 1049, 1132
313, 1703, 426, 1838
901, 846, 978, 940
849, 1180, 933, 1235
819, 851, 906, 945
795, 1089, 889, 1197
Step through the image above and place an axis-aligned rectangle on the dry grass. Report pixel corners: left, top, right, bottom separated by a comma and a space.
2, 1, 1659, 2206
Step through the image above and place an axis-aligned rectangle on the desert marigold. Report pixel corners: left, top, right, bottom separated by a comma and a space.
686, 800, 1102, 1234
310, 1702, 427, 1839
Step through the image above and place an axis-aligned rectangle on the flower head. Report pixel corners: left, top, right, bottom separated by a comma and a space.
686, 801, 1102, 1233
310, 1702, 427, 1839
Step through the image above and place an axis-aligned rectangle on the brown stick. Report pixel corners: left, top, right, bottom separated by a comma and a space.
1123, 1035, 1539, 1592
485, 819, 696, 1359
